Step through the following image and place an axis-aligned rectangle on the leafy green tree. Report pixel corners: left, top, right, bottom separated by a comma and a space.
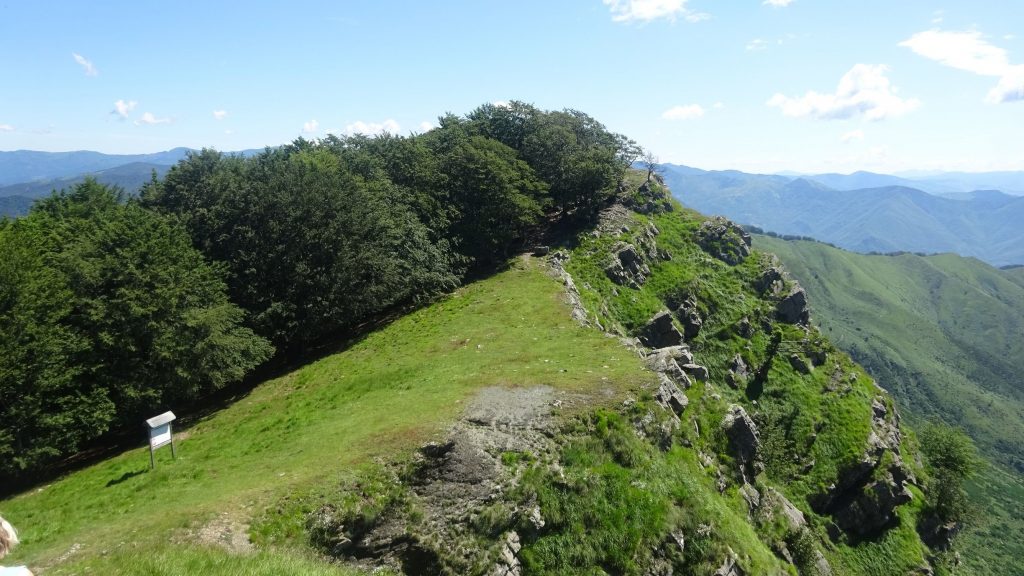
0, 180, 272, 480
920, 423, 977, 526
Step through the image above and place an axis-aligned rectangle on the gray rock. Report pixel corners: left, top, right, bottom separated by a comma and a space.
680, 363, 709, 382
726, 354, 749, 389
770, 489, 807, 531
713, 547, 746, 576
777, 285, 810, 325
788, 353, 812, 374
605, 243, 651, 289
722, 404, 762, 478
755, 266, 785, 296
639, 311, 684, 349
655, 374, 689, 416
676, 305, 703, 341
532, 245, 550, 256
695, 217, 752, 265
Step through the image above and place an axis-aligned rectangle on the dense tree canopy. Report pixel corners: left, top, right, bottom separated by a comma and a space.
0, 180, 272, 480
4, 103, 638, 481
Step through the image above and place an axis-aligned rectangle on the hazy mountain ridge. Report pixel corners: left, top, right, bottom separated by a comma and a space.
0, 148, 192, 186
662, 164, 1024, 266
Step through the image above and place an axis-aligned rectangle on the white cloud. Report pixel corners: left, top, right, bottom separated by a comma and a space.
224, 129, 234, 135
763, 0, 794, 7
112, 99, 137, 119
712, 101, 725, 109
135, 112, 171, 126
900, 29, 1024, 103
0, 124, 13, 132
493, 100, 511, 108
213, 110, 228, 120
767, 64, 920, 120
72, 52, 97, 76
344, 119, 400, 135
603, 0, 708, 23
746, 39, 768, 51
661, 104, 705, 120
303, 119, 319, 133
418, 121, 435, 132
841, 129, 865, 142
931, 10, 944, 25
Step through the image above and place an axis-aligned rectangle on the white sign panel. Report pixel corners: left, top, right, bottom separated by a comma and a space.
150, 423, 172, 449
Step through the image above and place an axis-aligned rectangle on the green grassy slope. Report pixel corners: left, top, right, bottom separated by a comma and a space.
755, 235, 1024, 574
0, 258, 653, 574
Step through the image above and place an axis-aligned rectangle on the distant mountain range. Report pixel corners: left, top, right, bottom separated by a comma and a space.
661, 164, 1024, 266
0, 148, 193, 186
0, 148, 263, 218
796, 169, 1024, 195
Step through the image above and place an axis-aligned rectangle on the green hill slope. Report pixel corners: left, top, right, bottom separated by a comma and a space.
755, 235, 1024, 574
1, 258, 653, 574
1, 178, 949, 576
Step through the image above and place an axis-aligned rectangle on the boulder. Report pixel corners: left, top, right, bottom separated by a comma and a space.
770, 489, 807, 531
725, 354, 750, 389
639, 311, 684, 349
655, 374, 689, 416
531, 245, 550, 256
788, 353, 812, 374
776, 285, 810, 325
676, 304, 703, 341
721, 405, 762, 478
713, 548, 745, 576
680, 363, 709, 382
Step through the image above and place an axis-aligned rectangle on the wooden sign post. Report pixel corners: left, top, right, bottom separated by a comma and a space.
145, 411, 177, 469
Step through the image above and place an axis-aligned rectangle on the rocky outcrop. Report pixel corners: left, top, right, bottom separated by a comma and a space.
776, 285, 810, 325
811, 394, 916, 540
655, 374, 689, 417
722, 404, 762, 479
680, 363, 709, 382
755, 265, 786, 296
695, 217, 752, 265
639, 311, 684, 349
646, 345, 694, 386
726, 354, 750, 389
675, 299, 703, 341
605, 243, 650, 289
548, 250, 590, 327
713, 548, 746, 576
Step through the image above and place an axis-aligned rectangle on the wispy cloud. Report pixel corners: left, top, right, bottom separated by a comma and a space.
344, 119, 400, 135
746, 39, 769, 51
603, 0, 709, 23
900, 29, 1024, 103
303, 119, 319, 133
418, 121, 435, 132
661, 104, 705, 120
767, 64, 920, 120
0, 124, 13, 132
763, 0, 794, 7
72, 52, 97, 76
213, 110, 228, 120
135, 112, 171, 126
841, 129, 865, 142
112, 99, 137, 119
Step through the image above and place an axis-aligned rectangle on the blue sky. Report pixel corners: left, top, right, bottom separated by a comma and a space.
1, 0, 1022, 173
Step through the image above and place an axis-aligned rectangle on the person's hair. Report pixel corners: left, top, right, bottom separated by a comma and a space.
0, 516, 18, 558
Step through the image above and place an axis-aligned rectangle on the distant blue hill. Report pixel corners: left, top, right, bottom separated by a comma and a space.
661, 164, 1024, 267
0, 148, 192, 186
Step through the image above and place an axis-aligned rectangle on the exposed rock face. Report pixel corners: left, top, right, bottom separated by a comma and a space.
680, 363, 709, 382
776, 285, 810, 325
755, 266, 786, 296
605, 242, 651, 289
639, 311, 684, 349
310, 386, 561, 574
722, 404, 762, 479
811, 394, 916, 540
646, 345, 695, 388
656, 374, 689, 417
695, 217, 752, 265
726, 354, 750, 389
713, 548, 746, 576
675, 301, 703, 341
548, 250, 590, 327
788, 353, 812, 374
